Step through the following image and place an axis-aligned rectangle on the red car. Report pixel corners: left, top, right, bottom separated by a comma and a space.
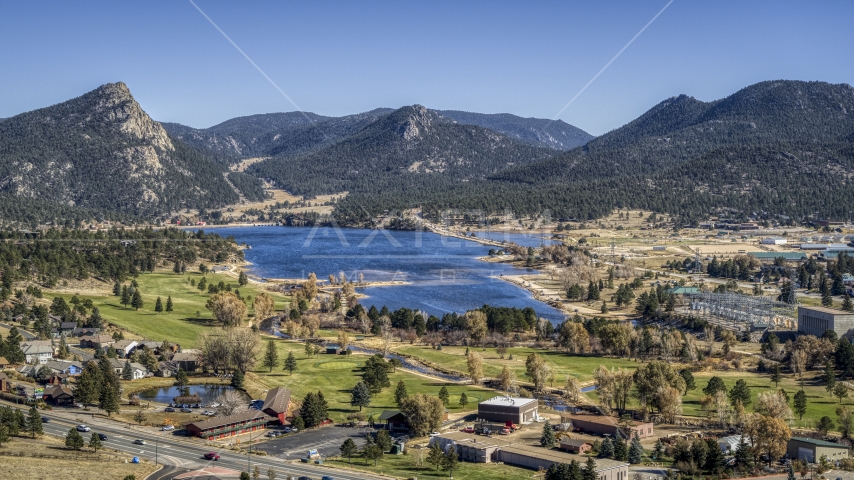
204, 452, 220, 461
460, 427, 474, 433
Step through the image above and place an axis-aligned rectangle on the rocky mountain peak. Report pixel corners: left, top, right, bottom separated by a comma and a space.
87, 82, 173, 151
395, 104, 434, 140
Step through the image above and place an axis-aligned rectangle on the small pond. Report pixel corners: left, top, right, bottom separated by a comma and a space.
136, 384, 249, 404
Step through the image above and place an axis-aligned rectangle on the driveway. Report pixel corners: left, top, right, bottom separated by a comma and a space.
254, 425, 377, 459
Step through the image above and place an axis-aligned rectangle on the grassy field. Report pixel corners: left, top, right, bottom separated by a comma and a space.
248, 338, 497, 421
0, 434, 158, 480
45, 271, 289, 348
327, 450, 535, 480
394, 344, 640, 385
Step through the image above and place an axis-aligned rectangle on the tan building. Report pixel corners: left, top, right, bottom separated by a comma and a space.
560, 438, 593, 454
568, 413, 654, 439
495, 444, 629, 480
429, 431, 513, 463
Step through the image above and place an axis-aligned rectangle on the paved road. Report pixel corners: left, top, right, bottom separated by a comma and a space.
0, 322, 36, 339
5, 402, 386, 480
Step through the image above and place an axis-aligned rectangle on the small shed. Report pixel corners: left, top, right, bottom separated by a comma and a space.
325, 344, 340, 355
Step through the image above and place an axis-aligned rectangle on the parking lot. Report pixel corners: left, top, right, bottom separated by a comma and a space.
254, 425, 378, 459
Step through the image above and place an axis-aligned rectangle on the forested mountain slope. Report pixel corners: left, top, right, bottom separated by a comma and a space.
0, 82, 260, 224
248, 105, 558, 197
334, 81, 854, 225
438, 110, 593, 150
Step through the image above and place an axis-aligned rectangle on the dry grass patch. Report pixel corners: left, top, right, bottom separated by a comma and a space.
0, 434, 157, 480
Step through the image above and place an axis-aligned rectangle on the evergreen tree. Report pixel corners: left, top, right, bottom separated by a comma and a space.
427, 441, 445, 471
239, 271, 249, 286
113, 282, 121, 296
613, 433, 628, 461
99, 381, 120, 417
0, 425, 8, 447
262, 339, 279, 372
89, 431, 103, 452
74, 362, 101, 406
459, 392, 469, 408
443, 447, 459, 474
652, 439, 664, 460
788, 464, 796, 480
165, 295, 173, 313
438, 386, 450, 406
131, 289, 144, 310
628, 433, 644, 464
26, 405, 43, 438
582, 457, 598, 480
120, 286, 130, 307
340, 438, 357, 463
540, 420, 556, 448
393, 380, 408, 406
283, 351, 297, 375
231, 369, 244, 388
728, 378, 752, 407
122, 360, 133, 380
771, 363, 782, 387
791, 389, 807, 420
351, 381, 371, 411
154, 297, 163, 313
65, 427, 84, 450
598, 437, 614, 458
825, 362, 838, 393
704, 438, 725, 472
843, 295, 854, 312
375, 429, 393, 452
734, 436, 753, 471
174, 368, 188, 387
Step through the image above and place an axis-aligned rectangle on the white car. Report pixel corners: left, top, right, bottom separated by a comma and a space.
76, 425, 91, 432
161, 425, 175, 431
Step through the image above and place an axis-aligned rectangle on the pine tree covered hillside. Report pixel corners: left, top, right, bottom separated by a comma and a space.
0, 82, 261, 218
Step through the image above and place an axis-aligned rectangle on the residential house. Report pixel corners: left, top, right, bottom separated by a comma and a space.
0, 356, 10, 369
71, 327, 100, 338
107, 358, 149, 379
173, 352, 199, 372
43, 360, 83, 376
22, 344, 53, 364
80, 334, 114, 350
43, 385, 75, 405
153, 362, 177, 377
59, 322, 77, 336
112, 340, 139, 358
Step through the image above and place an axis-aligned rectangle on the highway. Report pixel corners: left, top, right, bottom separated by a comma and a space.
5, 402, 385, 480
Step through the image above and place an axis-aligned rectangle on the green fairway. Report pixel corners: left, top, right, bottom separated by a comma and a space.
250, 338, 495, 420
46, 272, 289, 348
394, 344, 640, 385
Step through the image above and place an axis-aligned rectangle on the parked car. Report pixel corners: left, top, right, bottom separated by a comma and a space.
134, 439, 147, 445
76, 425, 90, 432
296, 477, 312, 480
161, 425, 175, 431
283, 427, 292, 433
164, 407, 175, 412
192, 403, 202, 409
321, 476, 335, 480
208, 402, 220, 408
74, 403, 84, 408
204, 452, 220, 460
180, 408, 193, 413
41, 417, 50, 423
460, 426, 474, 433
98, 433, 108, 441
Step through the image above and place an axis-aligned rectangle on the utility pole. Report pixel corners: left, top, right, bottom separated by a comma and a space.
155, 438, 158, 466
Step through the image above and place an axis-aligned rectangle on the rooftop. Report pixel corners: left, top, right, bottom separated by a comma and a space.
499, 444, 629, 471
799, 305, 854, 316
261, 387, 291, 415
433, 431, 513, 449
790, 437, 851, 449
479, 396, 538, 407
186, 410, 276, 431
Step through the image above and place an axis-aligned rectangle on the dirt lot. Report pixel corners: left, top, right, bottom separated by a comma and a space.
0, 434, 157, 480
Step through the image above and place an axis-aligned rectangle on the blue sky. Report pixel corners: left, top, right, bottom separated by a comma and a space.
1, 1, 852, 135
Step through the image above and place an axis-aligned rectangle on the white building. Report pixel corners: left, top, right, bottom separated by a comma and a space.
22, 344, 53, 364
761, 237, 787, 245
718, 435, 751, 453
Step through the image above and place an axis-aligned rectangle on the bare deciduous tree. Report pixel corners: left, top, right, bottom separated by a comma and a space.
215, 389, 249, 416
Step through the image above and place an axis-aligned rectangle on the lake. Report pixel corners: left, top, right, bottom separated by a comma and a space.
136, 384, 249, 404
206, 226, 567, 323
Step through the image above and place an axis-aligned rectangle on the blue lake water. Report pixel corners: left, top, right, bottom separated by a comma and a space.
206, 226, 567, 324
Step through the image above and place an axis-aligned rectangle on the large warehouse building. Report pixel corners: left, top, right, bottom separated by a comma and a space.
787, 437, 850, 463
495, 444, 629, 480
798, 306, 854, 338
477, 396, 538, 424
